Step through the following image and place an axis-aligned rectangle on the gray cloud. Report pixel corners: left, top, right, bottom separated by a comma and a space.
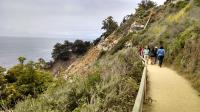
0, 0, 165, 39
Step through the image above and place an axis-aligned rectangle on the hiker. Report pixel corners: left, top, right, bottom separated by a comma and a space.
157, 46, 165, 67
143, 46, 149, 64
141, 47, 144, 58
138, 46, 144, 58
154, 46, 158, 64
149, 46, 155, 64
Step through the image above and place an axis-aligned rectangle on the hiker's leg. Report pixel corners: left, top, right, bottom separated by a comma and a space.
150, 57, 152, 64
151, 57, 153, 64
144, 55, 148, 64
153, 57, 155, 64
160, 56, 164, 67
158, 56, 161, 67
145, 55, 149, 64
155, 56, 157, 64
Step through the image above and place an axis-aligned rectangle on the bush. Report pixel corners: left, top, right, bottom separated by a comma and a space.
166, 3, 191, 24
0, 61, 53, 110
85, 70, 101, 88
174, 0, 190, 10
194, 0, 200, 7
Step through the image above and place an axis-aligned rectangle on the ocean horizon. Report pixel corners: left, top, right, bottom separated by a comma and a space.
0, 37, 93, 68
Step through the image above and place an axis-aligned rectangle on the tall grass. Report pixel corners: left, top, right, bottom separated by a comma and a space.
166, 3, 191, 24
14, 49, 144, 112
194, 0, 200, 7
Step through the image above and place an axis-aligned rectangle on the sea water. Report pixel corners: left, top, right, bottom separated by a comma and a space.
0, 37, 73, 68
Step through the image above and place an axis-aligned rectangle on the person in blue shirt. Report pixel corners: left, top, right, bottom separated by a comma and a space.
157, 46, 165, 67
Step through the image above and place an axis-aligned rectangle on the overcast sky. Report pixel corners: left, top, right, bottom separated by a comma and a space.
0, 0, 165, 40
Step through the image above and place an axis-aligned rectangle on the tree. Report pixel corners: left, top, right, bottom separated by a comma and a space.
52, 41, 73, 61
136, 0, 156, 13
52, 40, 91, 61
72, 40, 91, 55
101, 16, 118, 38
146, 0, 156, 9
18, 57, 26, 65
135, 0, 156, 21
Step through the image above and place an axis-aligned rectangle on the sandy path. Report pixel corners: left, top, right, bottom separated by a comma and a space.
146, 65, 200, 112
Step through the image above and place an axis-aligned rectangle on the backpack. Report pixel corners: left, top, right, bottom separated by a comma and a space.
157, 49, 165, 56
149, 49, 155, 57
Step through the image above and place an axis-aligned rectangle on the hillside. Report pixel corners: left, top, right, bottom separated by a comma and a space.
131, 0, 200, 91
14, 48, 144, 112
10, 0, 200, 111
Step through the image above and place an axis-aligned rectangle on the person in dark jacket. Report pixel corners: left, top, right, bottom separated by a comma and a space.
149, 47, 155, 65
154, 46, 158, 64
157, 46, 165, 67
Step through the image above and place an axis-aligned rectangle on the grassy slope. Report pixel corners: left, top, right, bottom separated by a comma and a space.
131, 0, 200, 91
13, 49, 144, 112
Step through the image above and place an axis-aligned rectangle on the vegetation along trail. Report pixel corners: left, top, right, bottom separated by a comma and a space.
146, 65, 200, 112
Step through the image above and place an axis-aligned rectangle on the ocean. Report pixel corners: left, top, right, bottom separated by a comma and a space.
0, 37, 77, 68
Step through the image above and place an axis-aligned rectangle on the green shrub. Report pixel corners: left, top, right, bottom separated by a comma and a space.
194, 0, 200, 7
0, 61, 53, 110
86, 70, 101, 88
175, 0, 190, 10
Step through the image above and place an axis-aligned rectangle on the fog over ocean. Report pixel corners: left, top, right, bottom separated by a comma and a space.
0, 37, 92, 68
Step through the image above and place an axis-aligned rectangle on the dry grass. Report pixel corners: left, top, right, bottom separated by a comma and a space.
166, 3, 191, 24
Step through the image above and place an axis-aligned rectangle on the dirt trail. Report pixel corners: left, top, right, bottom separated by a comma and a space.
146, 65, 200, 112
